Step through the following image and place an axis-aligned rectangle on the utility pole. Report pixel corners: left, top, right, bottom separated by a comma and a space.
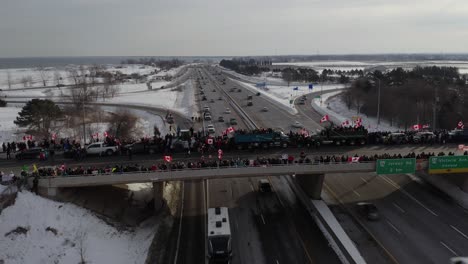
433, 86, 439, 130
375, 77, 381, 125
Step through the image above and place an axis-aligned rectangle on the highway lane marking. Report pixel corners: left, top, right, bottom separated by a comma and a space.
250, 183, 255, 192
379, 175, 438, 217
392, 203, 406, 214
450, 225, 468, 240
360, 177, 368, 183
386, 220, 401, 235
323, 183, 401, 264
352, 190, 361, 197
276, 260, 280, 264
270, 176, 315, 264
260, 213, 266, 225
440, 241, 459, 256
173, 181, 185, 264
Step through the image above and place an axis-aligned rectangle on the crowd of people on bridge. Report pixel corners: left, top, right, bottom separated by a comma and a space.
10, 150, 465, 178
0, 125, 458, 164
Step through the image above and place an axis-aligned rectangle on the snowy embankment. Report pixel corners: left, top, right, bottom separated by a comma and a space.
0, 191, 156, 264
108, 79, 197, 119
312, 91, 401, 132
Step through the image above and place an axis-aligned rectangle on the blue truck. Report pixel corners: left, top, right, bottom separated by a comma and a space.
233, 131, 289, 149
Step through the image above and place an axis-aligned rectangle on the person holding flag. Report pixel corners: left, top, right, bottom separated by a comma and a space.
320, 115, 329, 123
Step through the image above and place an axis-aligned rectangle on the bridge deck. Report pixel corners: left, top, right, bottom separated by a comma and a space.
38, 162, 376, 188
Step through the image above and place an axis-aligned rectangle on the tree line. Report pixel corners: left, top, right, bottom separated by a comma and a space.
343, 66, 468, 130
121, 58, 183, 70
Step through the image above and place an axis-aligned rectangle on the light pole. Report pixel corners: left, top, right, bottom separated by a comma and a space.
375, 77, 381, 125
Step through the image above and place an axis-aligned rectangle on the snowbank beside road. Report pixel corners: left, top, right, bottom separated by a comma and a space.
0, 191, 156, 264
312, 91, 402, 132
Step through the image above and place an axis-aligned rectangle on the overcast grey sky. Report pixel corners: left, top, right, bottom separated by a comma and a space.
1, 0, 467, 57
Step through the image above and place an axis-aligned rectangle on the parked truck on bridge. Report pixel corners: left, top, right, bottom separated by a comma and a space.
312, 127, 367, 146
233, 130, 289, 149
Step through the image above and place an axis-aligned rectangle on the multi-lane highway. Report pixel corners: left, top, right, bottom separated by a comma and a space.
167, 66, 341, 264
3, 64, 468, 263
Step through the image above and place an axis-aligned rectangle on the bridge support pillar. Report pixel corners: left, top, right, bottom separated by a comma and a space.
153, 182, 164, 212
295, 174, 324, 199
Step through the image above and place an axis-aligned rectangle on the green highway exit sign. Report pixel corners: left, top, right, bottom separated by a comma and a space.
376, 158, 416, 175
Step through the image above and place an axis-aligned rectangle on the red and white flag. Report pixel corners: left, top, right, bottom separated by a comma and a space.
341, 120, 350, 127
207, 138, 214, 145
320, 115, 329, 123
60, 164, 66, 171
457, 121, 464, 129
300, 128, 309, 137
348, 156, 361, 163
413, 124, 421, 131
51, 133, 57, 140
218, 149, 223, 160
164, 155, 172, 162
227, 126, 235, 133
104, 131, 109, 137
459, 144, 465, 151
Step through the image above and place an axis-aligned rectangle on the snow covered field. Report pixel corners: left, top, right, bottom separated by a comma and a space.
0, 191, 156, 264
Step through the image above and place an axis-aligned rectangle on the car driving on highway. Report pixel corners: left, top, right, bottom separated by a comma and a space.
292, 121, 303, 128
356, 202, 380, 221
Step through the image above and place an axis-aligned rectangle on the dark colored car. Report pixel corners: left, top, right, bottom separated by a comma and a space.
15, 147, 45, 160
124, 142, 159, 154
202, 96, 207, 101
218, 116, 224, 122
356, 202, 380, 221
247, 101, 253, 106
258, 179, 272, 192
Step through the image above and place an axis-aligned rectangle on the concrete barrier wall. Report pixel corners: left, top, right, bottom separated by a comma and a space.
38, 162, 376, 188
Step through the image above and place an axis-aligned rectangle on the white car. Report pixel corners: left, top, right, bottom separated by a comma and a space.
292, 121, 303, 128
224, 108, 231, 114
86, 142, 119, 156
207, 124, 216, 134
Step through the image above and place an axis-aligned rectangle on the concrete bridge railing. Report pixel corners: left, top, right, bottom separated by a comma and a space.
37, 162, 376, 189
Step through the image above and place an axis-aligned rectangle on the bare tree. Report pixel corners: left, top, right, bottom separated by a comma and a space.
6, 71, 12, 89
38, 66, 49, 86
54, 71, 62, 85
107, 110, 140, 139
67, 68, 79, 86
21, 76, 29, 88
88, 64, 102, 85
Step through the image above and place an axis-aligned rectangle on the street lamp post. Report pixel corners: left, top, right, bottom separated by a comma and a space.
375, 77, 381, 125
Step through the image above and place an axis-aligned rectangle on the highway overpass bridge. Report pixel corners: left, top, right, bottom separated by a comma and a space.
35, 161, 388, 209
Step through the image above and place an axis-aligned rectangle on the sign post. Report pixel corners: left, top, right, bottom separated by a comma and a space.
376, 158, 416, 175
428, 156, 468, 174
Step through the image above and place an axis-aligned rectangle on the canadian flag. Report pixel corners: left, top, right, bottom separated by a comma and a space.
60, 164, 66, 171
354, 118, 362, 128
51, 133, 57, 140
207, 138, 214, 145
348, 156, 361, 163
457, 121, 464, 129
341, 120, 350, 127
320, 115, 329, 123
413, 124, 421, 131
104, 131, 109, 137
458, 144, 465, 151
227, 126, 235, 133
300, 128, 309, 137
218, 149, 223, 160
164, 155, 173, 162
